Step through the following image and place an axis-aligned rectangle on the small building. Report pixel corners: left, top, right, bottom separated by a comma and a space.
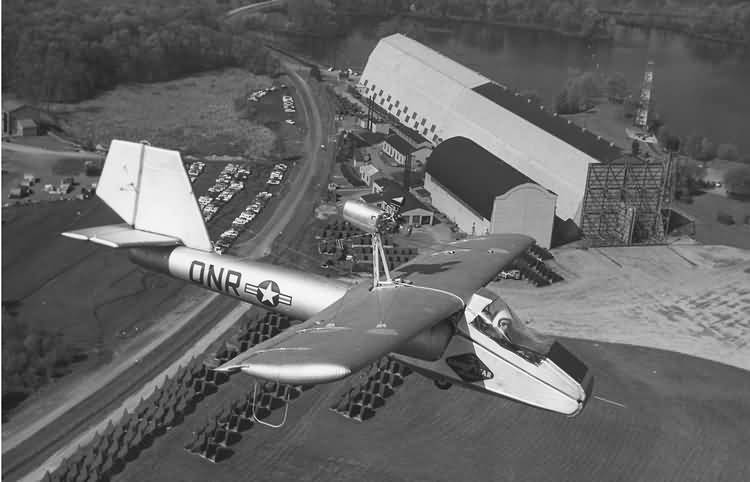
381, 133, 415, 166
8, 186, 30, 199
383, 127, 433, 168
424, 137, 557, 247
3, 99, 41, 137
361, 189, 434, 226
358, 118, 390, 134
359, 163, 380, 186
17, 118, 38, 136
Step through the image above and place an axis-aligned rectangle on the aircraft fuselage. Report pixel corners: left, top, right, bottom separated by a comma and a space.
129, 246, 349, 320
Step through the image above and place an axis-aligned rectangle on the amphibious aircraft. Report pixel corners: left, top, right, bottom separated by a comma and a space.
63, 140, 593, 418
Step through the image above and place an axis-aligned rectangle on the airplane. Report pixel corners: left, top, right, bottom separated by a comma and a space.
62, 140, 594, 420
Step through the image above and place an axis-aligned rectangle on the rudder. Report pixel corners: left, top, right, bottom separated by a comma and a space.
92, 140, 212, 251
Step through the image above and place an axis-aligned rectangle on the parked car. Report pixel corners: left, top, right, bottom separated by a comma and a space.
496, 269, 522, 280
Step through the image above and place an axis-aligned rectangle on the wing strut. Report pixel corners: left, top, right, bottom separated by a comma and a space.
371, 230, 394, 290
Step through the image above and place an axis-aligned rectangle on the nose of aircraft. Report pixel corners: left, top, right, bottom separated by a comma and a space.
544, 341, 594, 417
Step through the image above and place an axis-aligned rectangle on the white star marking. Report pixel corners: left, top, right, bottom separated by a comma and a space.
258, 283, 279, 304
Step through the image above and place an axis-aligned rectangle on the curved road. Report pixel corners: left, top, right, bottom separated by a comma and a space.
225, 0, 285, 18
2, 59, 332, 481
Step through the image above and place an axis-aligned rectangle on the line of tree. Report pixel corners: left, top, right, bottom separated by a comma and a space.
275, 0, 750, 44
601, 0, 750, 44
2, 304, 84, 415
327, 0, 613, 38
555, 70, 629, 114
2, 0, 280, 103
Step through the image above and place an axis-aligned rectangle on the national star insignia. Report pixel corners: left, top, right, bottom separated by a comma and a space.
245, 279, 292, 307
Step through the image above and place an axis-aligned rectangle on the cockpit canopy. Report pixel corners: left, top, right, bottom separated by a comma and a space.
472, 290, 554, 357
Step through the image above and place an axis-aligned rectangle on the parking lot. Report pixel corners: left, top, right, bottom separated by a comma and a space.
187, 159, 292, 255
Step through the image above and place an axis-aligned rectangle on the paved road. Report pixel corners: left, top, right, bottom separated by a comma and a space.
1, 141, 104, 159
225, 0, 284, 18
3, 58, 333, 482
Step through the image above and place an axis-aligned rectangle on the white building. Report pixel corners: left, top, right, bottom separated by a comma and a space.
359, 163, 380, 186
424, 137, 557, 248
359, 33, 622, 222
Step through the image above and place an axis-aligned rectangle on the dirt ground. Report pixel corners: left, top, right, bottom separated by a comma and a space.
113, 337, 750, 482
490, 243, 750, 372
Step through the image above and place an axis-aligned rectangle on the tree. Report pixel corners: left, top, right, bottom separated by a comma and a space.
724, 165, 750, 198
697, 137, 718, 161
675, 158, 707, 195
310, 66, 322, 82
717, 143, 740, 161
605, 72, 628, 101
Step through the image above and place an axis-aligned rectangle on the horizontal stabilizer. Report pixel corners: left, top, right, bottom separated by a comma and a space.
62, 224, 182, 248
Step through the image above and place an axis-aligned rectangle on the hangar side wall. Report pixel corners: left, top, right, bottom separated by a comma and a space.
361, 35, 608, 222
490, 184, 556, 248
424, 173, 490, 236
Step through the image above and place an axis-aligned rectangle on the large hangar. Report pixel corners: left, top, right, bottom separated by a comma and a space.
425, 137, 557, 248
358, 33, 623, 223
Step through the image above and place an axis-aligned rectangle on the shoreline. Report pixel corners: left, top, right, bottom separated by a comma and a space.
273, 9, 747, 47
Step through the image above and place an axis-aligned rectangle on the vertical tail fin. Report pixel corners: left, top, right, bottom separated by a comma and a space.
64, 140, 212, 251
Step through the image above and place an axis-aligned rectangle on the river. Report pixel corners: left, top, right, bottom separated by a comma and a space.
288, 21, 750, 155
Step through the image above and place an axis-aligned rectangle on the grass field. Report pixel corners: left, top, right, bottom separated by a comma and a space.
57, 68, 277, 157
1, 67, 309, 419
674, 192, 750, 249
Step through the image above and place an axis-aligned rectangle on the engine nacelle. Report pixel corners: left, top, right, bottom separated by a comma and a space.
340, 200, 390, 234
394, 319, 453, 361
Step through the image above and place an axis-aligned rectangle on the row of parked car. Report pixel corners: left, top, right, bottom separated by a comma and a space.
248, 84, 287, 102
200, 163, 251, 223
187, 161, 205, 183
282, 95, 296, 114
266, 163, 288, 186
214, 191, 274, 254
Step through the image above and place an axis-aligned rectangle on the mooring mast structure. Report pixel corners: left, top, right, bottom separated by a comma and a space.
634, 60, 654, 130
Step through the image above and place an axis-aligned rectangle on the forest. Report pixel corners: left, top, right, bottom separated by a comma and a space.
2, 303, 84, 415
329, 0, 750, 42
4, 0, 747, 103
1, 0, 280, 103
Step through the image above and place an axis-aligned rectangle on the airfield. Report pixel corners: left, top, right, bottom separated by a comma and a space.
3, 60, 750, 482
105, 242, 750, 482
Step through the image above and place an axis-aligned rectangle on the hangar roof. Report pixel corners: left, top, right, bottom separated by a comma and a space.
377, 34, 490, 89
426, 137, 546, 220
472, 82, 622, 163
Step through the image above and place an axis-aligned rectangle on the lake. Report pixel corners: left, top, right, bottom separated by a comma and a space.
290, 21, 750, 155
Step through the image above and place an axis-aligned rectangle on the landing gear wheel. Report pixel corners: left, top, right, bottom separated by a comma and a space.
434, 379, 452, 390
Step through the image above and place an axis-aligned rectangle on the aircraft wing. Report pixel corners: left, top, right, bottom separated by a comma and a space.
217, 234, 534, 385
391, 233, 534, 300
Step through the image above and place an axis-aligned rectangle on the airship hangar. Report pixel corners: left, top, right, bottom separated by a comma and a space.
358, 33, 668, 249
